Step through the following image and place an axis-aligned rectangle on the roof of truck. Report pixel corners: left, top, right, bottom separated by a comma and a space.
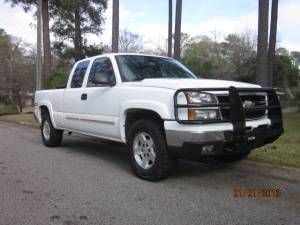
76, 53, 172, 63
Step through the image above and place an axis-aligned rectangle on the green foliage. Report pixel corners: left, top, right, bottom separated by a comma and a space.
45, 67, 70, 89
3, 96, 15, 105
0, 103, 19, 115
273, 54, 300, 88
182, 34, 256, 81
293, 88, 300, 99
53, 41, 104, 60
182, 33, 300, 94
4, 0, 37, 12
51, 0, 108, 60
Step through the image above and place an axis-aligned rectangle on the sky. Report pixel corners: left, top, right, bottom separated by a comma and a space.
0, 0, 300, 52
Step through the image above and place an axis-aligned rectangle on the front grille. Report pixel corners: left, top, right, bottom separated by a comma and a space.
217, 94, 267, 120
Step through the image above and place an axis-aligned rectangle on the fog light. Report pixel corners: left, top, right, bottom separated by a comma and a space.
202, 145, 215, 155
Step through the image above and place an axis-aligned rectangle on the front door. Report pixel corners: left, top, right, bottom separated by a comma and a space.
76, 57, 120, 140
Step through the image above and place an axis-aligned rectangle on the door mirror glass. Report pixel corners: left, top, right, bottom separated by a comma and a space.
92, 71, 115, 86
87, 57, 116, 87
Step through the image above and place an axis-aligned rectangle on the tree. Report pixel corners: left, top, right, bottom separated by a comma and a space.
167, 0, 172, 57
112, 0, 119, 53
180, 32, 192, 55
256, 0, 269, 87
51, 0, 108, 61
5, 0, 51, 87
119, 29, 143, 53
182, 36, 234, 79
173, 0, 182, 60
268, 0, 278, 87
0, 29, 35, 110
291, 51, 300, 68
273, 52, 298, 98
223, 32, 257, 81
42, 0, 51, 82
182, 33, 257, 82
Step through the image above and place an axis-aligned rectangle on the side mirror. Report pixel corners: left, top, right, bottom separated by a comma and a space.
92, 72, 115, 86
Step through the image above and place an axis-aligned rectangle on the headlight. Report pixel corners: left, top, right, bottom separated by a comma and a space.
188, 108, 221, 120
183, 92, 220, 121
185, 92, 218, 104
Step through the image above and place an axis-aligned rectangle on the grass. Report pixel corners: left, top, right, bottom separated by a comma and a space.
0, 113, 38, 126
249, 113, 300, 168
0, 111, 299, 168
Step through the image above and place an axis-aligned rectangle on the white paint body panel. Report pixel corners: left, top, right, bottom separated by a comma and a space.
34, 53, 268, 144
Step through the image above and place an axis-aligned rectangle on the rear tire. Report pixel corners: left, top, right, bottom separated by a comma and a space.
127, 119, 175, 181
41, 112, 63, 147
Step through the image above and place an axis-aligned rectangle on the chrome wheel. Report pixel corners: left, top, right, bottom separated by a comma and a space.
43, 120, 51, 141
133, 132, 156, 170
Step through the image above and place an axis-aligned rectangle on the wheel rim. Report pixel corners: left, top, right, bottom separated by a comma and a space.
133, 132, 156, 170
43, 121, 51, 141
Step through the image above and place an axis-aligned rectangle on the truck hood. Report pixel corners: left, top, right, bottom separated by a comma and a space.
124, 78, 260, 90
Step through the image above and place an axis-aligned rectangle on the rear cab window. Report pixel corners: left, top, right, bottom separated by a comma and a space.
70, 60, 90, 88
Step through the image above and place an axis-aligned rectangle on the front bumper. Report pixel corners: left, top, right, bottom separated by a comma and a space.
165, 119, 283, 157
165, 86, 284, 157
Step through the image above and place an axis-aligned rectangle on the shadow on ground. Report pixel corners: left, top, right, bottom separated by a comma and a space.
59, 134, 234, 180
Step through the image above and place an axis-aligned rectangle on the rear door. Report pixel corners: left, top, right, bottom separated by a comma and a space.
63, 60, 91, 131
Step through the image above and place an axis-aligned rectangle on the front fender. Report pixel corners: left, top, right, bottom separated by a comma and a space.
119, 100, 172, 142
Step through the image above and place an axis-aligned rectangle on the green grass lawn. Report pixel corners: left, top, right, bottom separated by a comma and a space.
249, 113, 300, 168
0, 112, 299, 168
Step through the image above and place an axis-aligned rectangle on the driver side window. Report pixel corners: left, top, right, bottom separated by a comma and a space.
87, 57, 115, 87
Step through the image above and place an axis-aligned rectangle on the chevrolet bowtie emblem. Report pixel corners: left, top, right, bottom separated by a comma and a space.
243, 100, 255, 108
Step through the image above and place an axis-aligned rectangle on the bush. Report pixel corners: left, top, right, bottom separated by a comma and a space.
293, 88, 300, 100
3, 96, 15, 105
0, 104, 19, 115
45, 68, 69, 89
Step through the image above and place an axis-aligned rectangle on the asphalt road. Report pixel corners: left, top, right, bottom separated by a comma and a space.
0, 122, 299, 225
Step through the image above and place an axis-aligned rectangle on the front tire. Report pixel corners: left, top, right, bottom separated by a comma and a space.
41, 113, 63, 147
127, 119, 174, 181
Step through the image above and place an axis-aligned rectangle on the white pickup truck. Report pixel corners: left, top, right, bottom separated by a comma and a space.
34, 53, 283, 181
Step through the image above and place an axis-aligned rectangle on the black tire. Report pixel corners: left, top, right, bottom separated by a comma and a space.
127, 119, 175, 181
41, 112, 63, 147
215, 151, 250, 163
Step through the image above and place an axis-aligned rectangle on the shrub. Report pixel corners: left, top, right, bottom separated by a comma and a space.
45, 68, 69, 89
0, 104, 19, 115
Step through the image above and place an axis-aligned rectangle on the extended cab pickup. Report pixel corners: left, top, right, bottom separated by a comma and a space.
34, 53, 283, 181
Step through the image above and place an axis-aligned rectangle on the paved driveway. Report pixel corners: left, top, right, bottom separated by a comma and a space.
0, 122, 299, 225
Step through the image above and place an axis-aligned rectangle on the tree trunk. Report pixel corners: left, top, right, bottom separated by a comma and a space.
74, 6, 84, 61
42, 0, 51, 88
16, 87, 22, 113
173, 0, 182, 60
112, 0, 119, 53
267, 0, 278, 87
8, 43, 14, 98
36, 0, 42, 90
167, 0, 172, 57
256, 0, 269, 87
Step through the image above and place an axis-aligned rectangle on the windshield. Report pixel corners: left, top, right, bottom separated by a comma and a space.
115, 55, 197, 82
